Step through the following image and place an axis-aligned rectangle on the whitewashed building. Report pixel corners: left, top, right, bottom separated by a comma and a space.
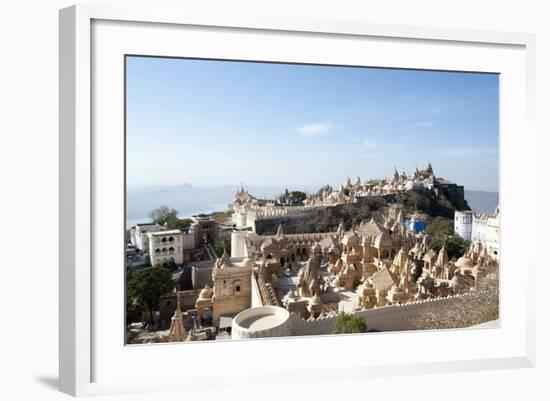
484, 207, 500, 261
147, 229, 185, 266
129, 223, 167, 251
454, 207, 500, 261
454, 211, 473, 241
472, 216, 488, 242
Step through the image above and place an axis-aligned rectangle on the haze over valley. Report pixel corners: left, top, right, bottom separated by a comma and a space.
126, 183, 499, 227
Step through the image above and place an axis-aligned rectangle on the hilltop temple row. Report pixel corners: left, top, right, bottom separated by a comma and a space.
231, 163, 466, 230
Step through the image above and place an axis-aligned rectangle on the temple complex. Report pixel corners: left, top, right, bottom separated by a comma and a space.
166, 202, 498, 341
127, 163, 499, 343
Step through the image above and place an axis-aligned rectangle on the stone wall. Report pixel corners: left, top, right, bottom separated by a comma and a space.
191, 265, 213, 289
253, 197, 387, 235
213, 295, 250, 326
290, 294, 471, 336
158, 289, 202, 321
250, 272, 263, 308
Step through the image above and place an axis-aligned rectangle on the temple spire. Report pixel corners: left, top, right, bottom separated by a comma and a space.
216, 247, 230, 268
336, 220, 345, 236
168, 286, 185, 342
276, 224, 284, 238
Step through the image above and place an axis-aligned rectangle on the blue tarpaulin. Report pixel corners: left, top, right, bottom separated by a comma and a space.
403, 219, 426, 233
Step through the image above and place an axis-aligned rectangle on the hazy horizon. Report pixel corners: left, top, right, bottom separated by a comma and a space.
126, 182, 499, 224
126, 57, 499, 193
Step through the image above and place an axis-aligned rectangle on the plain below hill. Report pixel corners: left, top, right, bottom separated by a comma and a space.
464, 190, 499, 214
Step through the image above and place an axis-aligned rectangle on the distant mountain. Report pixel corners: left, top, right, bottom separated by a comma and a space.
464, 190, 499, 214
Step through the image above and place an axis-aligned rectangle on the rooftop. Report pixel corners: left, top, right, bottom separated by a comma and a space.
135, 223, 166, 231
233, 306, 290, 333
148, 229, 182, 236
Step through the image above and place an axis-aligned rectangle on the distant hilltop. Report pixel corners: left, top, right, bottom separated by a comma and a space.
126, 163, 498, 226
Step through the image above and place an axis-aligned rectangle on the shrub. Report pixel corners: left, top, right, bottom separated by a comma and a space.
333, 312, 367, 334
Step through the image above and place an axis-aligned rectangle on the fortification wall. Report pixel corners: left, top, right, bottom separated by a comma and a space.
255, 209, 316, 221
290, 294, 471, 336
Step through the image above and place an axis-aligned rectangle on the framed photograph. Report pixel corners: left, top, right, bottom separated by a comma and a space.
59, 4, 536, 397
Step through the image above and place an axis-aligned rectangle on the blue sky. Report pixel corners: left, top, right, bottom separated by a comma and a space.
126, 56, 499, 192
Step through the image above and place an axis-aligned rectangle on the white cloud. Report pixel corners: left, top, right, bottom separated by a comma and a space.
413, 121, 434, 127
436, 147, 498, 157
296, 122, 334, 138
363, 137, 376, 148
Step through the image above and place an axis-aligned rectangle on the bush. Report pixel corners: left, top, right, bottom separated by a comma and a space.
430, 234, 469, 259
333, 312, 367, 334
213, 236, 231, 257
426, 216, 454, 237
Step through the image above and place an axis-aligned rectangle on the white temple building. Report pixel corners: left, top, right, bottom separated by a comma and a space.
454, 206, 500, 261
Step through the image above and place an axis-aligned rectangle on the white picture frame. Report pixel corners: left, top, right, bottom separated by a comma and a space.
59, 4, 536, 397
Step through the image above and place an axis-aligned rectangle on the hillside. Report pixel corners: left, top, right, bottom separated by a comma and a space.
256, 188, 470, 235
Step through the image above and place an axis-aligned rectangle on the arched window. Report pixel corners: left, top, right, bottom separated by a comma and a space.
162, 247, 167, 252
233, 280, 241, 293
168, 237, 174, 242
161, 237, 167, 242
169, 247, 174, 253
155, 248, 160, 254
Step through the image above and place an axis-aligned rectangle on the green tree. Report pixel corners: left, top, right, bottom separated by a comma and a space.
148, 206, 178, 225
279, 190, 308, 205
425, 216, 469, 259
213, 236, 231, 257
333, 312, 367, 334
430, 234, 469, 259
165, 216, 193, 231
148, 206, 193, 231
127, 267, 174, 325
